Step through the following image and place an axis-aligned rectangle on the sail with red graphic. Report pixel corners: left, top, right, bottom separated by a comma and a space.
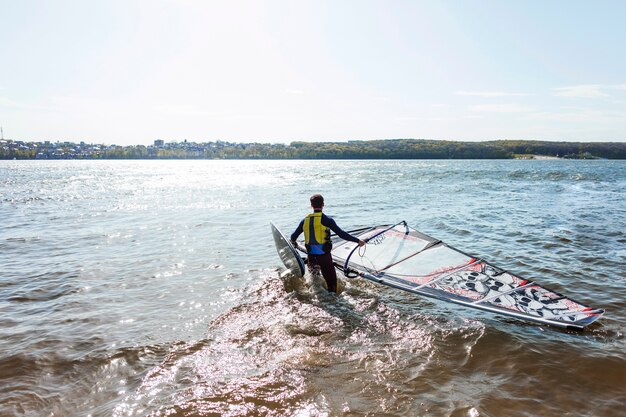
324, 222, 604, 330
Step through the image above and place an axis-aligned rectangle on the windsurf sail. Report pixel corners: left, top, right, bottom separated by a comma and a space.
297, 221, 604, 330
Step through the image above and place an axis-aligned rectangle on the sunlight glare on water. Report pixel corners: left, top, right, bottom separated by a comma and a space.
0, 159, 624, 417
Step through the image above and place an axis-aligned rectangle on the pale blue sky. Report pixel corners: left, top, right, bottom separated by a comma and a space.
1, 0, 625, 145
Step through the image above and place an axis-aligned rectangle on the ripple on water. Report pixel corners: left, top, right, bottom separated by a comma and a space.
104, 273, 494, 416
1, 160, 624, 417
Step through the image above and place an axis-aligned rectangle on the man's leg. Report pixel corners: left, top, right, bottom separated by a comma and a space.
318, 253, 338, 293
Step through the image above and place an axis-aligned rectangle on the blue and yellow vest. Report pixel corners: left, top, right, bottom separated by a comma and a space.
303, 212, 332, 255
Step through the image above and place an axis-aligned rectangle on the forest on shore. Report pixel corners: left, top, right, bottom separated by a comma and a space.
2, 138, 625, 160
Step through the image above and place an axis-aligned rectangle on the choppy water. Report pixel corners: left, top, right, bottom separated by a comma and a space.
0, 159, 625, 417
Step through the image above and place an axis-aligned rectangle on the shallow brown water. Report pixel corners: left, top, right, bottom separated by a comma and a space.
1, 160, 624, 416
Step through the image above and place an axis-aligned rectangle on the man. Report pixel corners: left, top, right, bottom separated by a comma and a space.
291, 194, 365, 293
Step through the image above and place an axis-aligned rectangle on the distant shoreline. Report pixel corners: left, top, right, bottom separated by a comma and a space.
513, 154, 563, 160
1, 138, 625, 160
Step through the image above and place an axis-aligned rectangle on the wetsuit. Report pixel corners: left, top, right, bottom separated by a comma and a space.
291, 211, 360, 293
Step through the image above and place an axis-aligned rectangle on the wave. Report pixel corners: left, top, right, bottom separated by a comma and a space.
108, 273, 488, 416
2, 269, 624, 416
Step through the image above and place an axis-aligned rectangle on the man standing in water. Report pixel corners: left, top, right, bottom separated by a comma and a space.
291, 194, 365, 293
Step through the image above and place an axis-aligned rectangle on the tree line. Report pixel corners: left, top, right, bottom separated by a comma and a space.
2, 139, 625, 160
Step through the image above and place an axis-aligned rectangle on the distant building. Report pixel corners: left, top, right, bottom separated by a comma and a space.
154, 139, 164, 147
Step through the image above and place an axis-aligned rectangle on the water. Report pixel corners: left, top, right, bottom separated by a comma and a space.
0, 159, 624, 417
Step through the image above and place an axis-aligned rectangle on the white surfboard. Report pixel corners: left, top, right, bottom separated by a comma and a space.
270, 222, 306, 278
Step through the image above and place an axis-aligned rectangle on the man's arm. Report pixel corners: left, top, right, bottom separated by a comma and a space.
290, 220, 304, 244
323, 215, 365, 246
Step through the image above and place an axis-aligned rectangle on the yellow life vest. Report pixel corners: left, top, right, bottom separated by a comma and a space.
303, 212, 331, 254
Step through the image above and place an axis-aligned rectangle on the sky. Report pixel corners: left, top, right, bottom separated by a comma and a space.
1, 0, 625, 146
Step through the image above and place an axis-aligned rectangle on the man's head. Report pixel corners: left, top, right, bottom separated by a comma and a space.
310, 194, 324, 210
